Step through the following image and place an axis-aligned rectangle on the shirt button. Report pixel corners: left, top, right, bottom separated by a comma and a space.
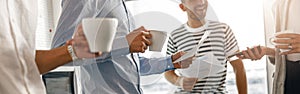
167, 65, 170, 68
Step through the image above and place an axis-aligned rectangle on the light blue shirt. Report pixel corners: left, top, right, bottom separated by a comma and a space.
51, 0, 174, 93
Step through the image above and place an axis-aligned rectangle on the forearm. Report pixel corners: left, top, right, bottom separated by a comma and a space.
164, 70, 180, 86
36, 45, 72, 74
235, 69, 247, 94
231, 59, 248, 94
266, 47, 276, 65
265, 47, 275, 58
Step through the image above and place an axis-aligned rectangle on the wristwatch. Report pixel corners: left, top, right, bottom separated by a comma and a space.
67, 45, 78, 61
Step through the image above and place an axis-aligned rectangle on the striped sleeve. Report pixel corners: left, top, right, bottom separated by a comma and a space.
166, 36, 177, 55
224, 25, 239, 57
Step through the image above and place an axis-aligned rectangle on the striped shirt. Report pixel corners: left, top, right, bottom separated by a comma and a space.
167, 20, 239, 93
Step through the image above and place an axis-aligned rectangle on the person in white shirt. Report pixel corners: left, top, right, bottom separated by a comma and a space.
238, 0, 300, 93
0, 0, 101, 93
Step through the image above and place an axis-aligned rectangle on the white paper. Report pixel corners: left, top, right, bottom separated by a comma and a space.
174, 30, 211, 63
178, 53, 225, 79
174, 47, 197, 63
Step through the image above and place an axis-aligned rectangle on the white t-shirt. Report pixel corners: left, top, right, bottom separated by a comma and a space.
0, 0, 46, 94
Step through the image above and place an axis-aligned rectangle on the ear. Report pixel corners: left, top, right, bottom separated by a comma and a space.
179, 4, 186, 11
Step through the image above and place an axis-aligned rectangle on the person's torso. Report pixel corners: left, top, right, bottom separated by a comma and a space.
285, 0, 300, 61
170, 21, 238, 93
51, 0, 141, 93
0, 0, 46, 94
79, 56, 140, 94
275, 0, 300, 61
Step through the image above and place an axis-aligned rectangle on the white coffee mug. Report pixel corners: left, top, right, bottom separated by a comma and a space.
149, 30, 168, 52
82, 18, 118, 52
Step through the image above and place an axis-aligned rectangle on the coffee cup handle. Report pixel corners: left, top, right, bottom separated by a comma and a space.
269, 36, 276, 45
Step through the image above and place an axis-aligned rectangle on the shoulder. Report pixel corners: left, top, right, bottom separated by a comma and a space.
208, 20, 230, 28
207, 20, 231, 32
170, 24, 186, 36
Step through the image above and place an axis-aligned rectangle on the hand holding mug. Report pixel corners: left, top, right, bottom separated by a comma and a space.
272, 32, 300, 55
69, 24, 102, 58
126, 26, 152, 53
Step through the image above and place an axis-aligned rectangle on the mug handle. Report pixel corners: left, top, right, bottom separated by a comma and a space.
269, 36, 276, 45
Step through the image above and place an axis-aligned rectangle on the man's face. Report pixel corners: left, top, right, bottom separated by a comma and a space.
182, 0, 208, 21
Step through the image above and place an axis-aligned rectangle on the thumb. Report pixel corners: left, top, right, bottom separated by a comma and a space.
66, 39, 74, 45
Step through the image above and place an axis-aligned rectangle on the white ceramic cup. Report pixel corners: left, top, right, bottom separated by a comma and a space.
269, 30, 295, 52
149, 30, 168, 52
82, 18, 118, 52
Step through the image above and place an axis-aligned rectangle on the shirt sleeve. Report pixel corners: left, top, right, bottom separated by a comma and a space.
224, 25, 239, 57
139, 56, 174, 76
110, 36, 130, 57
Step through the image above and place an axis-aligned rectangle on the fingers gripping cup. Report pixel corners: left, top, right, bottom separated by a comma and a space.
269, 30, 294, 52
149, 30, 168, 52
82, 18, 118, 52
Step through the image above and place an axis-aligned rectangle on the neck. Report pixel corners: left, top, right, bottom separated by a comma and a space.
187, 19, 206, 28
